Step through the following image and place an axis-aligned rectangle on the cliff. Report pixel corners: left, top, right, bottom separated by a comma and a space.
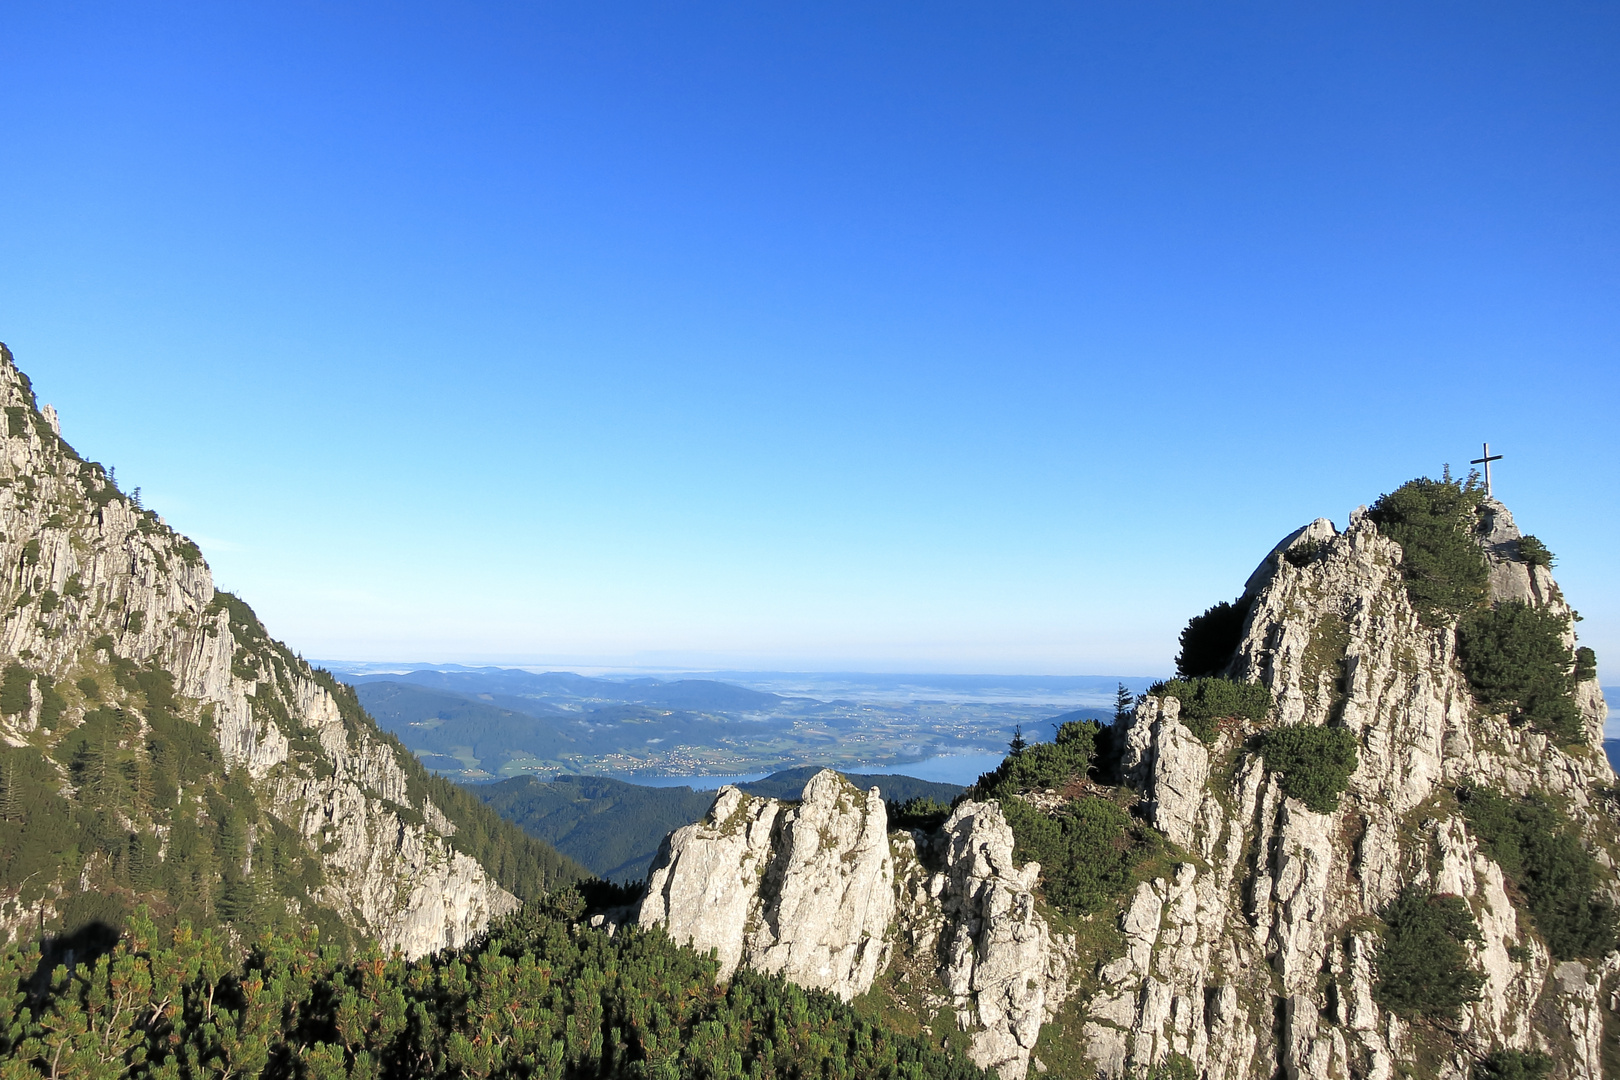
634, 482, 1616, 1079
0, 344, 581, 958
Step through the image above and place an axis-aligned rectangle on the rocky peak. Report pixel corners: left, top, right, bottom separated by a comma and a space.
629, 484, 1614, 1079
1100, 489, 1613, 1079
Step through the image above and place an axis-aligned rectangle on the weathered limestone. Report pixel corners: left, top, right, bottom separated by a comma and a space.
638, 770, 893, 1001
1088, 499, 1615, 1079
637, 773, 1064, 1077
928, 799, 1067, 1079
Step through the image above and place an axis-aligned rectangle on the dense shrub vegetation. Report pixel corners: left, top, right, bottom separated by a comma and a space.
1456, 601, 1584, 742
1368, 475, 1488, 623
1174, 600, 1249, 679
889, 796, 952, 832
0, 894, 986, 1080
971, 722, 1165, 916
999, 795, 1163, 916
1373, 887, 1484, 1019
1255, 726, 1359, 812
1459, 788, 1619, 960
974, 719, 1098, 797
1146, 678, 1272, 744
1283, 537, 1324, 567
1472, 1049, 1553, 1080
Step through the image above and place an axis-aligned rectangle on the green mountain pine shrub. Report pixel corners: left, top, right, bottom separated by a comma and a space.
1457, 601, 1583, 742
1368, 475, 1488, 624
999, 795, 1164, 916
1146, 678, 1273, 744
974, 719, 1098, 797
1373, 886, 1484, 1019
970, 722, 1164, 915
1575, 646, 1598, 684
1255, 725, 1359, 812
1515, 535, 1554, 568
1472, 1049, 1553, 1080
0, 896, 989, 1080
1459, 788, 1619, 960
1175, 599, 1249, 678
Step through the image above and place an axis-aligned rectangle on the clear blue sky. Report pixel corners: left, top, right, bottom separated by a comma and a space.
1, 2, 1615, 675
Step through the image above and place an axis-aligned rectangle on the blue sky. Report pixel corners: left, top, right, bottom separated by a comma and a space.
1, 2, 1615, 674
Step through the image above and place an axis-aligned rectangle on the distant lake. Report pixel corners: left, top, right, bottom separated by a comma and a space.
611, 750, 1004, 793
883, 751, 1003, 786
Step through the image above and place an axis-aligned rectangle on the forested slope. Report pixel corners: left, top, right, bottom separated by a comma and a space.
0, 889, 987, 1080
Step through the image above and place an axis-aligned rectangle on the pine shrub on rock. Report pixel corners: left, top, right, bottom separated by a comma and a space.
1000, 795, 1163, 916
1147, 677, 1273, 744
975, 719, 1099, 797
1373, 886, 1484, 1020
1472, 1049, 1553, 1080
1457, 601, 1583, 742
1368, 475, 1488, 624
1175, 599, 1249, 678
1255, 725, 1359, 812
1459, 787, 1619, 960
1515, 535, 1554, 568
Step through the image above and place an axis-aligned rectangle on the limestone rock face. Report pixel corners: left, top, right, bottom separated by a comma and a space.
1087, 499, 1614, 1079
638, 770, 892, 1001
639, 787, 781, 978
928, 800, 1065, 1079
0, 346, 516, 958
638, 773, 1066, 1077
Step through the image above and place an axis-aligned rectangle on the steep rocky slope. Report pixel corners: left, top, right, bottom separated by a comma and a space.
0, 344, 582, 958
634, 483, 1615, 1079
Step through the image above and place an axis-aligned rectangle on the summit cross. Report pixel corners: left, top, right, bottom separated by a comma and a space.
1471, 442, 1503, 497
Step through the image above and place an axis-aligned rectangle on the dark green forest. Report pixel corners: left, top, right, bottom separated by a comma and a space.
0, 892, 986, 1080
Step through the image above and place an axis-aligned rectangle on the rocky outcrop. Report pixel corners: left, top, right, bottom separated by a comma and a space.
532, 467, 1620, 1080
635, 489, 1613, 1079
639, 770, 893, 1000
639, 772, 1066, 1078
0, 345, 517, 958
1087, 498, 1614, 1078
927, 800, 1066, 1078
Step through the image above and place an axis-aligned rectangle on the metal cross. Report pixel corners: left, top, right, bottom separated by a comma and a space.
1471, 442, 1503, 497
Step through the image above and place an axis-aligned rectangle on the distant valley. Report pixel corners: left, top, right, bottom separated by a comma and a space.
335, 664, 1149, 781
